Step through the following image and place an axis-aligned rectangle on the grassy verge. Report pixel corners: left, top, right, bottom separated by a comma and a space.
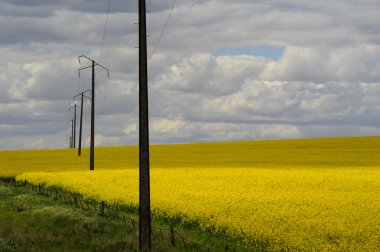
0, 180, 141, 251
0, 180, 247, 252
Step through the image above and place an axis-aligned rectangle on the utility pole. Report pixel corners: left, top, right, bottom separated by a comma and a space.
73, 90, 91, 156
66, 135, 71, 149
69, 119, 74, 148
70, 103, 78, 149
78, 55, 109, 170
138, 0, 151, 249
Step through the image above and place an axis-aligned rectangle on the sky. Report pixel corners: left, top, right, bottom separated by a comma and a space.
1, 0, 380, 150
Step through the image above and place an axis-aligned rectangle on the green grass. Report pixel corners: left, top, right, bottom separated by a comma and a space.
0, 180, 140, 251
0, 180, 246, 251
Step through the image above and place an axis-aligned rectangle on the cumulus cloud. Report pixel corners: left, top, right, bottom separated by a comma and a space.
260, 46, 380, 82
1, 0, 380, 149
155, 53, 269, 95
149, 118, 302, 143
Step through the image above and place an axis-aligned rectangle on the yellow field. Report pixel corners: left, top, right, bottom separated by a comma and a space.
1, 136, 380, 251
1, 136, 380, 177
16, 167, 380, 251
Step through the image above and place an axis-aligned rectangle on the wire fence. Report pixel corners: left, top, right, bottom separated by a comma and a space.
3, 178, 237, 252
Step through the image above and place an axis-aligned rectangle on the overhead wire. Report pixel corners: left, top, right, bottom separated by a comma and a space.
107, 25, 137, 68
106, 0, 153, 68
150, 0, 178, 60
100, 0, 177, 113
66, 0, 181, 147
97, 0, 112, 114
99, 1, 153, 115
147, 0, 153, 8
98, 0, 112, 63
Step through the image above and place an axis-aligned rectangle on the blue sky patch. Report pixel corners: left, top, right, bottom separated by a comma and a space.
213, 45, 285, 60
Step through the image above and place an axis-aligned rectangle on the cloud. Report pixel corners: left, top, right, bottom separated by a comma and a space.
152, 119, 187, 134
123, 122, 137, 135
155, 53, 269, 95
149, 118, 302, 143
1, 0, 380, 149
260, 46, 380, 82
152, 54, 380, 128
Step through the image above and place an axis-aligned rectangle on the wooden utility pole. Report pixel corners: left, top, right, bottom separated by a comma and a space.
73, 104, 77, 148
78, 56, 109, 170
69, 119, 74, 148
90, 60, 95, 170
73, 90, 91, 156
138, 0, 151, 249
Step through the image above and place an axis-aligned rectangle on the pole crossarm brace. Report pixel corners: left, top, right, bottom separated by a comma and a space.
83, 95, 91, 100
73, 90, 92, 102
78, 55, 110, 78
73, 90, 91, 99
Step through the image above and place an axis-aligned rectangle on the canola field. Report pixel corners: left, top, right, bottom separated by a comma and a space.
1, 136, 380, 251
16, 168, 380, 251
2, 136, 380, 176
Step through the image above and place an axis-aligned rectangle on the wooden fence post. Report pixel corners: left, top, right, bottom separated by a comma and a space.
170, 226, 176, 247
225, 243, 229, 251
182, 236, 187, 252
132, 220, 136, 231
99, 201, 105, 215
193, 243, 199, 252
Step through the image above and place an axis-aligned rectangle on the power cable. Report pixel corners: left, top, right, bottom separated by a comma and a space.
107, 25, 138, 68
147, 0, 152, 8
150, 0, 177, 59
106, 0, 153, 68
100, 0, 170, 114
98, 0, 112, 63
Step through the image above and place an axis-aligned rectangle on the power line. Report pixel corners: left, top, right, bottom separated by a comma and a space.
106, 0, 152, 68
106, 0, 150, 67
103, 0, 178, 117
107, 25, 138, 68
98, 0, 112, 63
147, 0, 153, 8
150, 0, 177, 59
99, 0, 138, 116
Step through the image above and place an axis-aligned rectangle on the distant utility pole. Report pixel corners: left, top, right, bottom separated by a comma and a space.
73, 90, 91, 156
78, 55, 109, 170
66, 135, 72, 148
138, 0, 152, 250
68, 119, 74, 148
69, 102, 78, 148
